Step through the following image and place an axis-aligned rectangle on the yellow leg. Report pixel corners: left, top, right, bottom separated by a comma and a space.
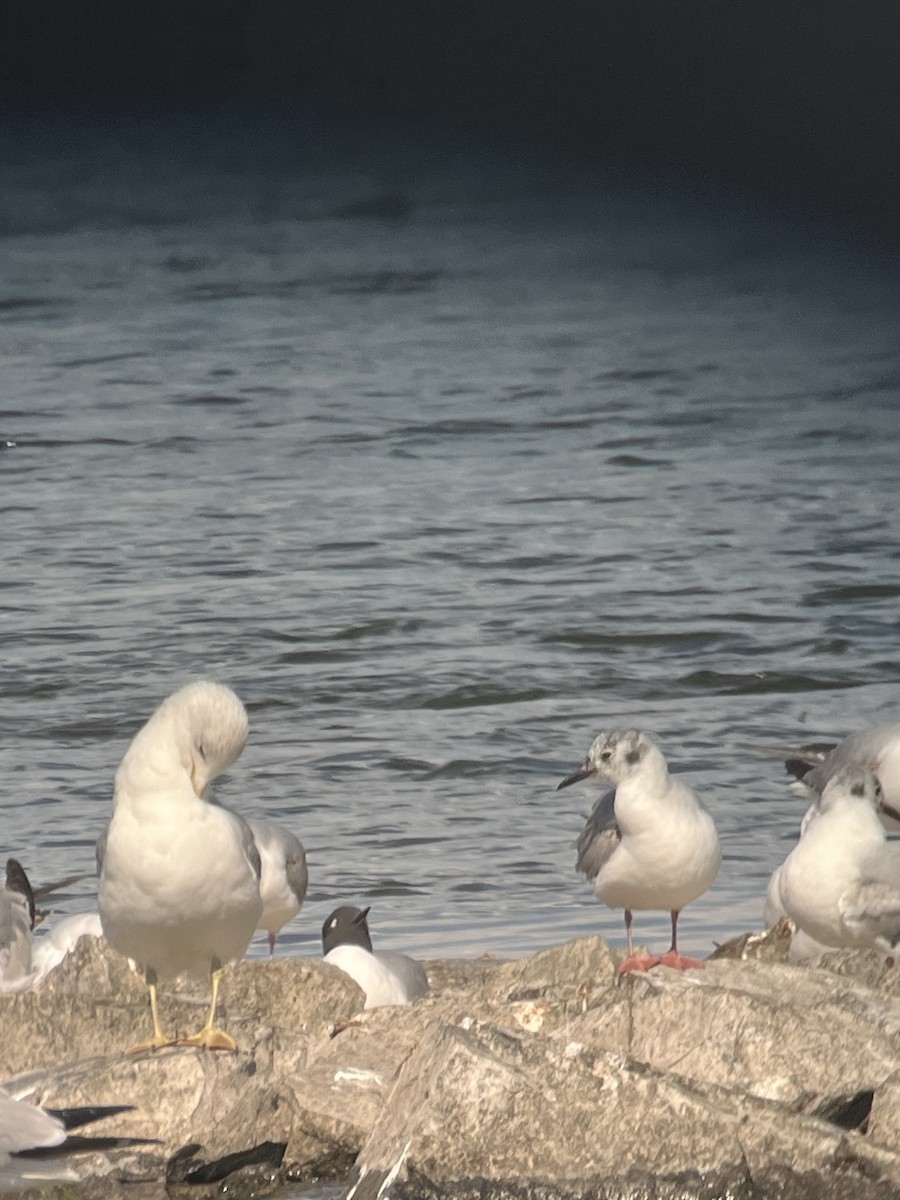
177, 960, 238, 1051
127, 967, 177, 1054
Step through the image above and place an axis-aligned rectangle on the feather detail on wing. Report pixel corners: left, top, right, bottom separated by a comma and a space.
575, 788, 621, 882
840, 881, 900, 948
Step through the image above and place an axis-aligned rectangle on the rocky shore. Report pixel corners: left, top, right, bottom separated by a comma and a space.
2, 929, 900, 1199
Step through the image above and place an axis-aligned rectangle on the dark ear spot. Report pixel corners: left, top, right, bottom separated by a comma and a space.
626, 745, 643, 765
851, 781, 865, 797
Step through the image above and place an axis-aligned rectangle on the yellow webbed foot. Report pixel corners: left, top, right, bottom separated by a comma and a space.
177, 1025, 238, 1052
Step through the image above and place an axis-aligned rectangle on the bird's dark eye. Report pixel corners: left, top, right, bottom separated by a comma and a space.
851, 782, 864, 797
600, 751, 612, 762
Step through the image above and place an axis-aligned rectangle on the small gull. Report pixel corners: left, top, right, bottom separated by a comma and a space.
322, 905, 430, 1007
247, 819, 308, 955
0, 860, 36, 992
97, 680, 262, 1053
558, 729, 721, 973
778, 765, 900, 954
785, 722, 900, 830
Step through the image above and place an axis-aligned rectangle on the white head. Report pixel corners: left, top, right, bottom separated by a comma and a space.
558, 728, 663, 791
119, 680, 249, 799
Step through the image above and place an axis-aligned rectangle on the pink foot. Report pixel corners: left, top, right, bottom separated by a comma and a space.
618, 954, 663, 975
657, 950, 705, 971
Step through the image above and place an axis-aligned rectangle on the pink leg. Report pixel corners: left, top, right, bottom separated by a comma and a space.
618, 908, 662, 974
657, 910, 705, 970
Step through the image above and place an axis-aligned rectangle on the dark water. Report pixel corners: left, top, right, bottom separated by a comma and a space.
2, 117, 899, 964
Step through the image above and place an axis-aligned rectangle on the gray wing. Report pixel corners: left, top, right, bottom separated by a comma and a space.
219, 808, 262, 881
841, 882, 900, 947
0, 894, 14, 965
376, 950, 430, 1003
239, 818, 262, 883
285, 842, 309, 907
95, 823, 109, 878
248, 819, 307, 902
799, 726, 900, 796
842, 842, 900, 946
0, 893, 33, 985
575, 788, 621, 882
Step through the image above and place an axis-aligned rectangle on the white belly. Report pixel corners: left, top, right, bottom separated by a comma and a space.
99, 799, 261, 979
596, 810, 720, 913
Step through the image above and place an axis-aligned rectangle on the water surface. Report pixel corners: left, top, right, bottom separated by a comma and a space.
2, 116, 899, 963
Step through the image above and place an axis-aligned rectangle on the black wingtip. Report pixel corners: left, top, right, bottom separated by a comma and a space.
5, 858, 36, 929
14, 1134, 161, 1161
45, 1104, 136, 1131
784, 757, 814, 782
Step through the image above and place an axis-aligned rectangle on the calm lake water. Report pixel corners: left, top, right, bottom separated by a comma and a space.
2, 115, 899, 967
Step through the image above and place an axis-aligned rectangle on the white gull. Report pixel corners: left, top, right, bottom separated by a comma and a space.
558, 728, 721, 973
97, 680, 262, 1052
778, 765, 900, 954
322, 905, 429, 1008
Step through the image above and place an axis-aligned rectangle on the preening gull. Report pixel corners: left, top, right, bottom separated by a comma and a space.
558, 729, 721, 974
0, 859, 36, 992
785, 722, 900, 831
322, 906, 430, 1008
778, 765, 900, 954
97, 680, 262, 1052
247, 819, 308, 955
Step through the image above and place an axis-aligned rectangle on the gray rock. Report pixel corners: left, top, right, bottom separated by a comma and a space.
554, 956, 900, 1117
423, 956, 507, 993
0, 936, 365, 1076
0, 937, 378, 1195
5, 932, 900, 1200
348, 1016, 900, 1199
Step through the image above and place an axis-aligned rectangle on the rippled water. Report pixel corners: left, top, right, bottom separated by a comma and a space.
2, 116, 899, 964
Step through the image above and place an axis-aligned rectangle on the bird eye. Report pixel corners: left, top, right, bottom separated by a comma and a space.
600, 751, 612, 762
851, 782, 864, 797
